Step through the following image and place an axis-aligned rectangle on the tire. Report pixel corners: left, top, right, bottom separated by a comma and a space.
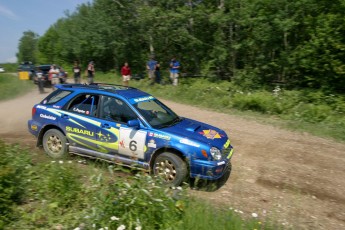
191, 162, 232, 192
42, 129, 67, 159
153, 152, 188, 186
214, 162, 232, 189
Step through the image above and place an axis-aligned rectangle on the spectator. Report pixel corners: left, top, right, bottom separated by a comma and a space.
73, 61, 82, 84
49, 64, 60, 90
155, 61, 161, 84
146, 55, 157, 84
121, 62, 131, 87
58, 67, 67, 84
169, 57, 180, 86
35, 67, 45, 94
87, 61, 95, 84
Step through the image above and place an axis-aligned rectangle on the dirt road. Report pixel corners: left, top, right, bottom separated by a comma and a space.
0, 89, 344, 230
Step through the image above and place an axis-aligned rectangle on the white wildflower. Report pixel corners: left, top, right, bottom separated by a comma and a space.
117, 225, 126, 230
111, 216, 120, 221
135, 226, 142, 230
252, 213, 258, 218
59, 160, 63, 164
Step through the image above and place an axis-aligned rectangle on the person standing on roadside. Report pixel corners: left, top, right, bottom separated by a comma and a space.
169, 57, 180, 86
73, 61, 82, 84
121, 62, 131, 87
35, 67, 45, 94
49, 64, 60, 90
87, 61, 95, 84
155, 61, 161, 84
146, 55, 157, 85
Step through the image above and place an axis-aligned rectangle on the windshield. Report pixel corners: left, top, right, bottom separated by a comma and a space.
133, 99, 181, 128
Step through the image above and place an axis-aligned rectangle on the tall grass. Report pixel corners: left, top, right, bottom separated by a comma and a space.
0, 63, 18, 73
95, 73, 345, 142
0, 143, 276, 229
0, 73, 34, 101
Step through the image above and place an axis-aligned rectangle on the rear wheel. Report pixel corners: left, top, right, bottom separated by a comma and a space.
153, 152, 187, 186
42, 129, 67, 159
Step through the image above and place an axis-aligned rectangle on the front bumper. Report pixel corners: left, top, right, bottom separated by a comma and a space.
190, 147, 234, 180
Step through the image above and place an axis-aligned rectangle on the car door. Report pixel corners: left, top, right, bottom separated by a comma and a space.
60, 93, 100, 151
96, 96, 147, 161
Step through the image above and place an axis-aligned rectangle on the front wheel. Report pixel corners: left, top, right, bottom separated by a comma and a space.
153, 152, 188, 186
42, 129, 67, 159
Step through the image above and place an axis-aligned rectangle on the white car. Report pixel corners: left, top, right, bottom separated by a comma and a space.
0, 66, 5, 73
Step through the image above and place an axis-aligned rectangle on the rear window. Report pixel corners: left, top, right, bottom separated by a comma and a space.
42, 90, 72, 105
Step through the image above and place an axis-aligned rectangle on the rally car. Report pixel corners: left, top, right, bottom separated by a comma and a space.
28, 83, 234, 187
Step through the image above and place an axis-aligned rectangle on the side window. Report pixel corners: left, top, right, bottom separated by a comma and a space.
67, 94, 99, 116
42, 89, 72, 105
100, 96, 137, 123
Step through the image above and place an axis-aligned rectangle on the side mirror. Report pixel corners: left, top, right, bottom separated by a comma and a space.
127, 119, 140, 129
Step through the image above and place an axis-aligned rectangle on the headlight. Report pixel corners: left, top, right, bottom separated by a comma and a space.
210, 147, 222, 160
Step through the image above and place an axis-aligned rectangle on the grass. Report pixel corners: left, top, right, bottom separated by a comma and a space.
0, 73, 34, 101
93, 73, 345, 142
0, 63, 18, 73
0, 142, 278, 230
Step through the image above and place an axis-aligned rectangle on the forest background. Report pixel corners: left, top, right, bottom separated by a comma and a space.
14, 0, 345, 140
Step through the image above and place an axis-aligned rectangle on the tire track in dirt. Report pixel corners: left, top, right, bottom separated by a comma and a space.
1, 89, 345, 229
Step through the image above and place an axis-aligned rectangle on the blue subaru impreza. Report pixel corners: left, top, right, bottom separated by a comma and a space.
28, 83, 234, 187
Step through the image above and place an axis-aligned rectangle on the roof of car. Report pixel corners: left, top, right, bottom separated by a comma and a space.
56, 83, 151, 100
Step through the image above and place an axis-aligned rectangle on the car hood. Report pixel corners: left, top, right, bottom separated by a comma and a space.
161, 117, 228, 148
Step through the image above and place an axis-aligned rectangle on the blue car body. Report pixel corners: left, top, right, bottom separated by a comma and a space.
28, 84, 234, 185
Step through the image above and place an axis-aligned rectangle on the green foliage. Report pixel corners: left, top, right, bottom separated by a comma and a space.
0, 63, 18, 72
3, 153, 277, 230
18, 0, 345, 93
96, 72, 345, 142
0, 73, 34, 101
38, 162, 82, 208
0, 141, 31, 228
88, 173, 186, 229
231, 91, 279, 114
16, 30, 39, 64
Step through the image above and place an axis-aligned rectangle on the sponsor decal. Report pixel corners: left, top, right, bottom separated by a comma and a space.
53, 105, 61, 109
199, 129, 222, 139
36, 105, 47, 109
40, 114, 56, 120
96, 131, 113, 142
148, 139, 156, 148
73, 108, 88, 114
31, 125, 38, 131
148, 132, 171, 140
179, 138, 200, 147
43, 100, 47, 104
120, 139, 125, 148
66, 126, 94, 136
133, 96, 154, 103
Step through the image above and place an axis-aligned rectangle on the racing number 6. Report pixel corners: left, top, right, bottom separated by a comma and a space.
129, 140, 137, 152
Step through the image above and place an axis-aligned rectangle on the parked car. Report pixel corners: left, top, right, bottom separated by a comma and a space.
0, 66, 5, 73
18, 61, 35, 79
28, 83, 234, 187
34, 64, 68, 87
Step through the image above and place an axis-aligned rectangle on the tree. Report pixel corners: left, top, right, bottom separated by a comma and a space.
16, 31, 39, 64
